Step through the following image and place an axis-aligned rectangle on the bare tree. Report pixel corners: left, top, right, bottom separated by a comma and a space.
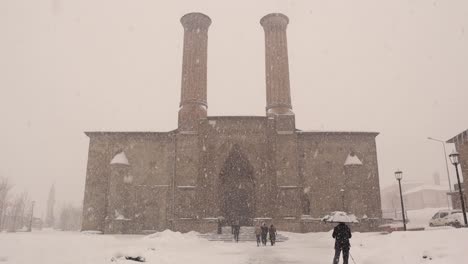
58, 203, 82, 231
0, 177, 13, 230
7, 191, 29, 232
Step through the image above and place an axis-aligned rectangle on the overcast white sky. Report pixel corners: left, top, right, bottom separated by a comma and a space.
1, 0, 467, 216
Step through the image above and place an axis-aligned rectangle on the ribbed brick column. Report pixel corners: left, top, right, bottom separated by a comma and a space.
178, 13, 211, 131
260, 13, 294, 116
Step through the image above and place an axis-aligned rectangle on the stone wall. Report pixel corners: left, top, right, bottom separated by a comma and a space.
456, 142, 468, 197
449, 138, 468, 211
173, 218, 218, 234
274, 218, 384, 233
82, 132, 174, 233
82, 123, 383, 234
82, 134, 113, 231
298, 131, 382, 219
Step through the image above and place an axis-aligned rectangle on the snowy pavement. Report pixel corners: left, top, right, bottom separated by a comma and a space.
1, 228, 467, 264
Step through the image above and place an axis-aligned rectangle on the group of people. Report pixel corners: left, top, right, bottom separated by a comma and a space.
230, 221, 277, 246
228, 219, 353, 264
254, 222, 276, 246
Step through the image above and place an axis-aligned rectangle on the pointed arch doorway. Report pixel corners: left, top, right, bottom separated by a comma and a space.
219, 145, 255, 226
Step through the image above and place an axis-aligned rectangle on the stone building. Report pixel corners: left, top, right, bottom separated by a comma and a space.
81, 13, 382, 234
447, 129, 468, 211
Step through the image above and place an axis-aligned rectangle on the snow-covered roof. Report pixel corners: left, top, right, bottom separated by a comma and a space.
296, 130, 379, 136
344, 153, 363, 166
110, 151, 129, 165
403, 184, 449, 195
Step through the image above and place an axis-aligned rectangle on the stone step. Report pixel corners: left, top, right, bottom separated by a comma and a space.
201, 236, 288, 242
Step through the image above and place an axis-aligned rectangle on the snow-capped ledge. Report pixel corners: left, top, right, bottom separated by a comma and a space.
81, 230, 103, 235
254, 217, 272, 220
344, 153, 363, 166
110, 151, 130, 165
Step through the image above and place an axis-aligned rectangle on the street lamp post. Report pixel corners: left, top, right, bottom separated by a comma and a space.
428, 137, 453, 208
449, 150, 468, 226
340, 189, 345, 211
395, 170, 406, 231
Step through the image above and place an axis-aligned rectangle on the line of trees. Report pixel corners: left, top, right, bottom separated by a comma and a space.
58, 203, 82, 231
0, 177, 33, 232
1, 177, 82, 232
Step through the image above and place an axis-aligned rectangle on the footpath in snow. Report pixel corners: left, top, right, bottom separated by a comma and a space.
1, 227, 468, 264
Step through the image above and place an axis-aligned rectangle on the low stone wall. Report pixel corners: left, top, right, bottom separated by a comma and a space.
172, 219, 218, 234
104, 219, 140, 234
102, 218, 388, 234
274, 218, 386, 233
274, 218, 304, 233
350, 218, 387, 232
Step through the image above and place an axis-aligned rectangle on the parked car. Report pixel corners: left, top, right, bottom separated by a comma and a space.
429, 209, 462, 227
444, 212, 468, 228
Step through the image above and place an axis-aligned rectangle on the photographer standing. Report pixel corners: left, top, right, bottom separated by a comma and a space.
332, 222, 352, 264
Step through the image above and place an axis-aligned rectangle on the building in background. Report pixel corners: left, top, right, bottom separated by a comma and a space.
81, 13, 382, 234
446, 130, 467, 211
402, 184, 449, 210
381, 178, 450, 219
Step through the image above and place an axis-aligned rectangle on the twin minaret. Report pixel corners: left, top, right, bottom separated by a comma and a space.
178, 12, 294, 131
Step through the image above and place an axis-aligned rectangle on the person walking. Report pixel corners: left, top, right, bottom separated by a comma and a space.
217, 216, 224, 234
260, 222, 269, 246
332, 222, 352, 264
233, 219, 240, 243
269, 224, 277, 246
254, 222, 262, 246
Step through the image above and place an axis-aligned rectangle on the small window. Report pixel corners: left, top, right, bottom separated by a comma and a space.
432, 213, 440, 219
439, 212, 448, 218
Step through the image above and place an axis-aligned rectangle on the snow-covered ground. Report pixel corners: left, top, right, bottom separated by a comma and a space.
1, 226, 467, 264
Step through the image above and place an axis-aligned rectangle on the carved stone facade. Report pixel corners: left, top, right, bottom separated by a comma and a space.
81, 13, 382, 234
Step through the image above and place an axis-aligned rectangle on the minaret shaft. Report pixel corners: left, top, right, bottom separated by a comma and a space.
261, 13, 294, 116
178, 13, 211, 131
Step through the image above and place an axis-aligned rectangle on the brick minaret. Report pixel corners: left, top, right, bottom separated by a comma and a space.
178, 13, 211, 131
260, 13, 294, 117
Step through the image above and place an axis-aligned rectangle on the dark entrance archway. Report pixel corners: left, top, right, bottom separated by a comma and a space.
219, 145, 255, 226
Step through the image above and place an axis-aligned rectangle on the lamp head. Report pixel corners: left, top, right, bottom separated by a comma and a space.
449, 150, 460, 165
395, 170, 403, 181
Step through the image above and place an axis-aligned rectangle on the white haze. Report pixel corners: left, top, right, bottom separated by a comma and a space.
1, 0, 467, 216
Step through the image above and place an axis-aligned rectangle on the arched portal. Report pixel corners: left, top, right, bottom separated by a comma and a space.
219, 145, 255, 226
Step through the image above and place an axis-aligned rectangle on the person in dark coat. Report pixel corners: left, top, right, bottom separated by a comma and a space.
332, 222, 352, 264
233, 219, 240, 242
260, 222, 269, 246
268, 224, 277, 246
217, 216, 224, 234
